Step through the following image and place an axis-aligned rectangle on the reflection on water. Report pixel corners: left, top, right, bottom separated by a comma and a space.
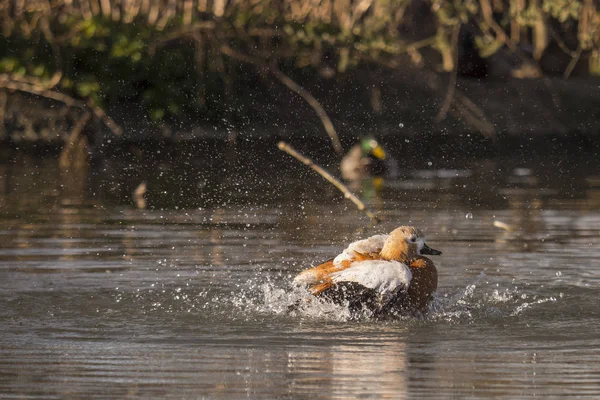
1, 147, 600, 398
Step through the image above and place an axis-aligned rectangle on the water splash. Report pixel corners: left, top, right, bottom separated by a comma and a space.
111, 268, 561, 324
429, 270, 559, 323
510, 297, 557, 316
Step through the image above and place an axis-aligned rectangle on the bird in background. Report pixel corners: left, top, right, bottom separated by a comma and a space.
340, 137, 398, 183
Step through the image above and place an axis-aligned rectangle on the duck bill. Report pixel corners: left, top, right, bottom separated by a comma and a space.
371, 146, 386, 160
421, 244, 442, 255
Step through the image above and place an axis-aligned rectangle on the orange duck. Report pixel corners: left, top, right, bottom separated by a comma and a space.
293, 226, 442, 318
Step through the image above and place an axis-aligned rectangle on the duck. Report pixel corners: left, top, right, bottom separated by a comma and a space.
292, 226, 442, 318
340, 137, 395, 182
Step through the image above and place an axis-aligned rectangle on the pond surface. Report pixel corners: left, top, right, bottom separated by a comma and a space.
1, 148, 599, 398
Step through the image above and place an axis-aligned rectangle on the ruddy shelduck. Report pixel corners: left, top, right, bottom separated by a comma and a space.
293, 226, 442, 317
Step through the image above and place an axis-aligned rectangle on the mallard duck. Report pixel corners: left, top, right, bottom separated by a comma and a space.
340, 137, 391, 182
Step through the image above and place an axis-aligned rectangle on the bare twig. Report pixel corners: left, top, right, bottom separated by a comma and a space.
481, 8, 565, 115
59, 112, 91, 169
454, 92, 496, 137
564, 47, 583, 79
277, 141, 380, 224
422, 68, 496, 137
493, 220, 512, 232
435, 24, 461, 123
219, 45, 343, 155
39, 16, 63, 88
361, 54, 496, 137
483, 15, 564, 112
86, 98, 123, 136
0, 80, 123, 136
270, 65, 343, 155
148, 21, 216, 54
0, 79, 84, 107
0, 90, 6, 138
550, 28, 579, 58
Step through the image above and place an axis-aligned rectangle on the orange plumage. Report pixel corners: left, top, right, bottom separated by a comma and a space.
293, 226, 442, 317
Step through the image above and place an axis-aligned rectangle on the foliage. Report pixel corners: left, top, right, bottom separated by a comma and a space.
0, 0, 599, 130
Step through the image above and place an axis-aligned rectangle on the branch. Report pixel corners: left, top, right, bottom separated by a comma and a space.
423, 68, 497, 138
39, 16, 63, 88
86, 98, 123, 136
277, 141, 380, 224
59, 112, 91, 169
269, 65, 343, 155
353, 36, 437, 58
0, 80, 123, 136
453, 93, 496, 138
549, 28, 579, 58
148, 21, 216, 54
435, 24, 461, 123
219, 44, 343, 155
149, 22, 282, 55
0, 90, 6, 138
0, 79, 84, 107
564, 47, 583, 79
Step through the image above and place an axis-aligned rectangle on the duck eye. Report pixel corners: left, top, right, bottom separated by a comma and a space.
410, 237, 417, 242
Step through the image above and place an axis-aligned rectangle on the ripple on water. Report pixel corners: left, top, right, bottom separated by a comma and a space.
2, 157, 600, 398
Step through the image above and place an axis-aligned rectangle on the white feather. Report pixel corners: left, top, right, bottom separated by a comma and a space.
329, 260, 412, 295
293, 233, 395, 288
333, 234, 389, 265
292, 271, 317, 286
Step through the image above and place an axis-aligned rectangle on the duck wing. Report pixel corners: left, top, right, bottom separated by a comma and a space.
292, 258, 338, 288
293, 234, 389, 289
333, 234, 388, 264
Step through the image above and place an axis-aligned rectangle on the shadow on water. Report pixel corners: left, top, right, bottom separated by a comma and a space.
1, 140, 600, 398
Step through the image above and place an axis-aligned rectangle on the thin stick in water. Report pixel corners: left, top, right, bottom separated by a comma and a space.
277, 141, 380, 224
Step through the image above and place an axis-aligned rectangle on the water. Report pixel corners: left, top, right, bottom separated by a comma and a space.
1, 149, 600, 398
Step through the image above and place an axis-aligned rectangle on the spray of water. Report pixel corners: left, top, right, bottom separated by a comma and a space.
113, 267, 559, 324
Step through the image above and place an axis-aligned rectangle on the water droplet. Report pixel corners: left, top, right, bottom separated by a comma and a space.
465, 213, 473, 219
427, 161, 432, 166
399, 123, 404, 128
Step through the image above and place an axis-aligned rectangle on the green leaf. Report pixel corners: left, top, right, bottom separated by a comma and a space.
150, 108, 165, 121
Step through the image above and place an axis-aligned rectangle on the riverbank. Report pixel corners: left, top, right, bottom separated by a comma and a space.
3, 69, 600, 152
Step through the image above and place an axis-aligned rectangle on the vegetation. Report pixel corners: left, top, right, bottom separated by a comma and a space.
0, 0, 599, 148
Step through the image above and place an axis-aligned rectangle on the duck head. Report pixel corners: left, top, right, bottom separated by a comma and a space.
361, 137, 386, 160
380, 226, 442, 262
